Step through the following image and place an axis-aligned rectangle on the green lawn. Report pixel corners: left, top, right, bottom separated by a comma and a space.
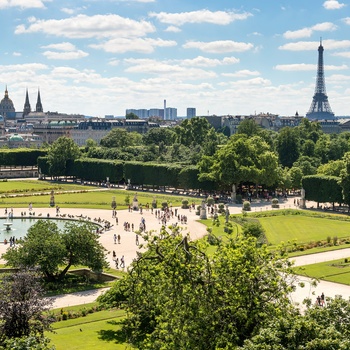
294, 258, 350, 285
259, 215, 350, 246
0, 183, 199, 209
0, 180, 96, 194
48, 309, 128, 350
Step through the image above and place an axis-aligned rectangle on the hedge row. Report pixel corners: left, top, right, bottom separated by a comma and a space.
0, 149, 47, 166
38, 157, 216, 190
302, 175, 343, 204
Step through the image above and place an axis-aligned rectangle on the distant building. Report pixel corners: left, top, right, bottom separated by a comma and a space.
164, 107, 177, 120
186, 108, 196, 119
0, 87, 16, 119
0, 133, 42, 148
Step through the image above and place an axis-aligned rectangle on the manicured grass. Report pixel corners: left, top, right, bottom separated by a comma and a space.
0, 180, 96, 194
259, 215, 350, 246
48, 309, 128, 350
294, 257, 350, 285
0, 183, 199, 209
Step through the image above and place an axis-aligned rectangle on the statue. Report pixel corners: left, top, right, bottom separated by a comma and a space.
133, 192, 139, 211
301, 188, 305, 199
50, 190, 55, 207
200, 200, 207, 219
231, 184, 237, 202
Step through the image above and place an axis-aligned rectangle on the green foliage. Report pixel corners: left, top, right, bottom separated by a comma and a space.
0, 149, 47, 166
100, 129, 142, 148
243, 201, 251, 211
302, 174, 343, 204
276, 127, 300, 167
0, 270, 53, 344
1, 336, 55, 350
239, 296, 350, 350
47, 137, 80, 177
98, 228, 294, 349
2, 220, 108, 282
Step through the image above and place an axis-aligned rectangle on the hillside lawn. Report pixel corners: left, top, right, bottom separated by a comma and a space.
259, 215, 350, 246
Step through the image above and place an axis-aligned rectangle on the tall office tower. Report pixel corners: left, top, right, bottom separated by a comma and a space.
186, 107, 196, 119
306, 39, 335, 120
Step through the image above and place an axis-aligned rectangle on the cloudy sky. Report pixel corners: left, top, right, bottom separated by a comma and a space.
1, 0, 350, 117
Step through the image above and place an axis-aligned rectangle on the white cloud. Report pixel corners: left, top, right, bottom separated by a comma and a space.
61, 7, 75, 15
283, 22, 337, 39
279, 39, 350, 51
41, 42, 77, 51
181, 56, 239, 67
275, 63, 348, 71
343, 17, 350, 25
13, 52, 21, 56
15, 14, 155, 39
123, 58, 217, 80
0, 0, 49, 9
42, 50, 88, 60
323, 0, 346, 10
0, 63, 47, 73
90, 38, 177, 54
222, 70, 260, 78
41, 42, 88, 60
183, 40, 253, 53
164, 26, 181, 33
332, 51, 350, 58
149, 9, 252, 26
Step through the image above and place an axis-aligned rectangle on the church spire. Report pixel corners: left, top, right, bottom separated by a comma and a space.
23, 88, 31, 117
36, 88, 43, 112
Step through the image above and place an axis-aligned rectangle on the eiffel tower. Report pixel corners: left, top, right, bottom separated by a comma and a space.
306, 39, 335, 120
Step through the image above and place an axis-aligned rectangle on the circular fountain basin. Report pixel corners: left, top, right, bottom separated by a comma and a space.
0, 217, 98, 242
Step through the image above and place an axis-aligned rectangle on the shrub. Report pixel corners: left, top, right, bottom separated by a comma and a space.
236, 194, 242, 204
271, 198, 279, 208
162, 201, 168, 210
181, 199, 189, 209
242, 201, 251, 211
207, 196, 215, 206
333, 236, 338, 246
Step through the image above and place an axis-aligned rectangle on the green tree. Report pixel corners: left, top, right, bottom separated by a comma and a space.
0, 270, 53, 343
100, 129, 142, 148
237, 118, 260, 137
275, 127, 300, 168
142, 128, 176, 146
47, 136, 80, 177
317, 159, 345, 177
98, 227, 295, 349
3, 220, 108, 282
199, 134, 278, 191
125, 112, 139, 119
239, 296, 350, 350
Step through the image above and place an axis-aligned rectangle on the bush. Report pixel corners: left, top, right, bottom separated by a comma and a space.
218, 203, 225, 213
235, 194, 242, 204
162, 201, 168, 210
207, 196, 215, 206
181, 199, 189, 209
243, 201, 251, 211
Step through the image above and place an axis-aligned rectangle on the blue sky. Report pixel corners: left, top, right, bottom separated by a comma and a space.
1, 0, 350, 117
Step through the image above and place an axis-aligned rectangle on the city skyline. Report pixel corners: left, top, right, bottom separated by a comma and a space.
0, 0, 350, 117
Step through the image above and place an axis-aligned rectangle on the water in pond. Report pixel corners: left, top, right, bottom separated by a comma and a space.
0, 217, 91, 242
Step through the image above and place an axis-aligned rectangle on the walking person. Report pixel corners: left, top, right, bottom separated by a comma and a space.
115, 257, 119, 269
120, 255, 125, 268
113, 233, 117, 244
117, 234, 121, 244
136, 234, 139, 246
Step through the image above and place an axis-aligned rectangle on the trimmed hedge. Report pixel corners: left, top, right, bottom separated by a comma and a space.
0, 149, 47, 166
302, 174, 343, 204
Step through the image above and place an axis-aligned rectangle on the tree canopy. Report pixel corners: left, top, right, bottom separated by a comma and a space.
47, 136, 80, 177
2, 220, 108, 282
98, 226, 295, 349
